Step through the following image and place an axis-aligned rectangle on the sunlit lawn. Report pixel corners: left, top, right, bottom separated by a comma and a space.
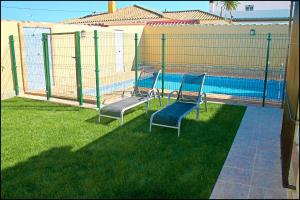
1, 97, 246, 198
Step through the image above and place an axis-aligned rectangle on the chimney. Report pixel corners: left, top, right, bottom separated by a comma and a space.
108, 1, 116, 14
209, 1, 215, 13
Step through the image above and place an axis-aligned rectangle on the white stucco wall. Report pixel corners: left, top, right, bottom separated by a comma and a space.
210, 1, 291, 13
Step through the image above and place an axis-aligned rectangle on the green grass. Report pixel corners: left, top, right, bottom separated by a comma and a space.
1, 97, 246, 199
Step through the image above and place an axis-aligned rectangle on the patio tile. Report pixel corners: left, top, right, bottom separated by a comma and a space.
259, 132, 280, 140
258, 136, 281, 145
224, 154, 254, 171
228, 145, 256, 161
263, 188, 288, 199
253, 156, 281, 174
251, 170, 283, 189
257, 144, 280, 155
256, 148, 281, 161
218, 166, 252, 185
248, 186, 265, 199
249, 186, 288, 199
210, 180, 250, 199
257, 139, 280, 149
212, 106, 285, 199
232, 136, 258, 148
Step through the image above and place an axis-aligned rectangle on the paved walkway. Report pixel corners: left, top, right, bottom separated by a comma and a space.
210, 106, 289, 199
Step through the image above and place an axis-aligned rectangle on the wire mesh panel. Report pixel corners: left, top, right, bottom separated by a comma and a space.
140, 33, 289, 106
18, 30, 288, 107
138, 34, 162, 71
79, 31, 137, 105
22, 27, 51, 95
266, 34, 289, 105
80, 32, 96, 103
48, 33, 77, 100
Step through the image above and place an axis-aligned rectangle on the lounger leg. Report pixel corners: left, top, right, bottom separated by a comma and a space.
204, 93, 208, 112
98, 108, 101, 123
149, 119, 152, 133
157, 90, 162, 106
196, 106, 200, 121
146, 101, 149, 114
149, 113, 155, 133
120, 112, 124, 126
178, 122, 181, 137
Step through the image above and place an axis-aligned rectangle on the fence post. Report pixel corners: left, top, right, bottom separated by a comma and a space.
42, 33, 51, 100
94, 30, 100, 110
135, 33, 138, 88
262, 33, 271, 107
162, 33, 166, 97
75, 31, 83, 105
9, 35, 19, 96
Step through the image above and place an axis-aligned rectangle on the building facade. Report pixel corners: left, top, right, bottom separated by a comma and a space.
209, 1, 290, 13
209, 1, 291, 24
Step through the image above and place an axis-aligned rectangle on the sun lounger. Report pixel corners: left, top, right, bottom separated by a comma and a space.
149, 73, 207, 136
99, 69, 161, 125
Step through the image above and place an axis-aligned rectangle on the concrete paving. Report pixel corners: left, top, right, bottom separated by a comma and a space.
210, 105, 289, 199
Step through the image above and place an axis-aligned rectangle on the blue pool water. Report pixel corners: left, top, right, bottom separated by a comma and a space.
84, 73, 283, 102
153, 74, 283, 101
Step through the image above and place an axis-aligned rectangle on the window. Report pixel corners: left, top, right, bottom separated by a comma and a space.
245, 5, 254, 11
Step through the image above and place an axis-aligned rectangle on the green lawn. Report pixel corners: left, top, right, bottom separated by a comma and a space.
1, 97, 246, 199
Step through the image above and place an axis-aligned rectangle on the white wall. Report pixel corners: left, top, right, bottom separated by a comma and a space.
210, 1, 290, 13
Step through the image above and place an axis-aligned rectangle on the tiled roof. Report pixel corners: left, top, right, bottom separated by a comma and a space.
63, 5, 225, 25
163, 10, 223, 20
146, 19, 200, 25
63, 5, 163, 24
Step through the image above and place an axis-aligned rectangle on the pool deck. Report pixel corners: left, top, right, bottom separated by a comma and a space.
210, 105, 289, 199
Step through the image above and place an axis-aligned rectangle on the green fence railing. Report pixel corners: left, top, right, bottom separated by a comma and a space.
94, 30, 101, 110
9, 35, 19, 96
161, 33, 166, 98
16, 31, 289, 108
135, 33, 139, 88
75, 31, 83, 105
262, 33, 272, 107
42, 33, 51, 100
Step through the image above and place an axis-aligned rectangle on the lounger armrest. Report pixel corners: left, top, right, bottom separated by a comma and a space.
122, 90, 133, 98
197, 92, 207, 105
168, 90, 179, 105
146, 89, 155, 100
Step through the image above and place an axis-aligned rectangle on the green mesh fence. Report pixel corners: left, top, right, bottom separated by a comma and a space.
46, 33, 78, 101
11, 31, 289, 107
139, 33, 289, 106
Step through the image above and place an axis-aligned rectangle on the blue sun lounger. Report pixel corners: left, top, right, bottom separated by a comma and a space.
149, 73, 207, 137
99, 69, 161, 125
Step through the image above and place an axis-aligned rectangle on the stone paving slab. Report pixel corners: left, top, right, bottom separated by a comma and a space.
210, 105, 289, 199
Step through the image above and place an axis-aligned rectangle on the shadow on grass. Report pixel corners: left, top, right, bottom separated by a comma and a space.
1, 97, 80, 112
1, 105, 81, 112
1, 99, 246, 199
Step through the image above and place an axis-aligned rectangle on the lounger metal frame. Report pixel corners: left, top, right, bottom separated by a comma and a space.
99, 69, 161, 125
149, 73, 207, 137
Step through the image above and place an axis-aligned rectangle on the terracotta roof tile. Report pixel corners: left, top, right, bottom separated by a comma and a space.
63, 5, 225, 25
163, 10, 223, 20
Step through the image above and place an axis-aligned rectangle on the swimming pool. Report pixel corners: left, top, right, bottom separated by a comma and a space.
84, 73, 283, 102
